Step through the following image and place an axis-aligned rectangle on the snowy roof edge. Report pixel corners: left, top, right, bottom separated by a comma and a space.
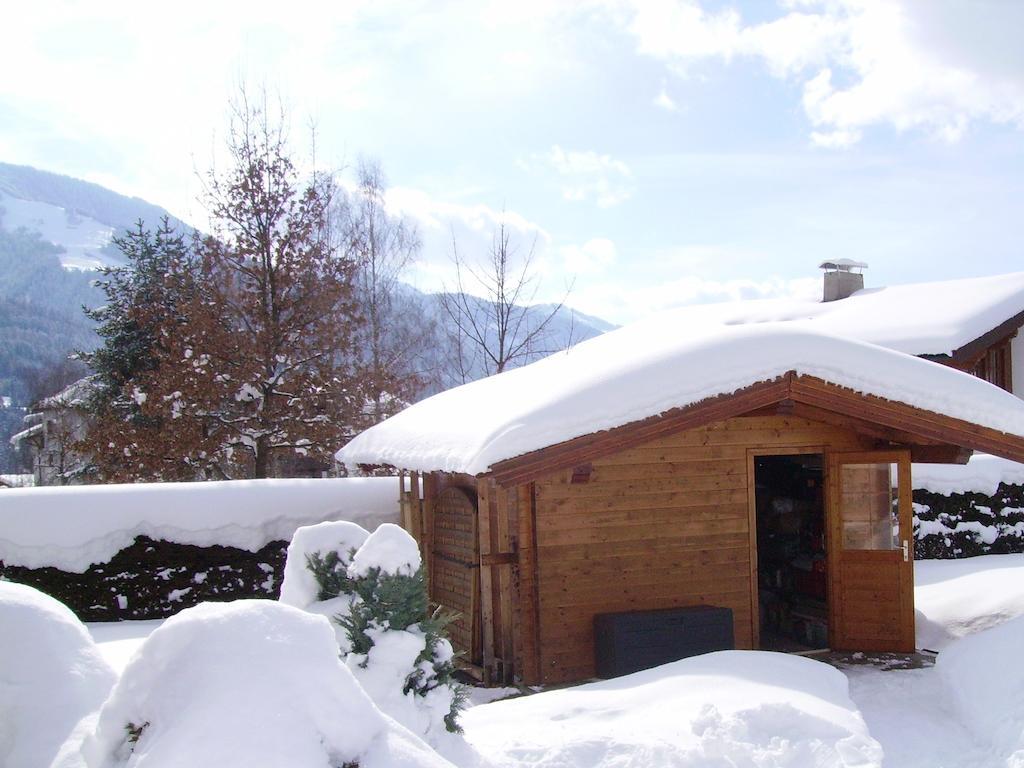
336, 324, 1024, 478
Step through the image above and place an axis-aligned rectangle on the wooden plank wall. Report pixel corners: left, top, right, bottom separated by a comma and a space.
527, 414, 873, 685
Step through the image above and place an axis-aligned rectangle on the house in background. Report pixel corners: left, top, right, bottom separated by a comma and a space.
338, 314, 1024, 686
676, 263, 1024, 395
9, 376, 95, 486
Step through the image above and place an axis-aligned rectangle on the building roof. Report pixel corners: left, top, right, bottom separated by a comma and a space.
337, 322, 1024, 478
640, 271, 1024, 359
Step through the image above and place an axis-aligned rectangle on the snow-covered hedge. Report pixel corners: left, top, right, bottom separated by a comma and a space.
912, 456, 1024, 559
0, 582, 116, 768
81, 600, 452, 768
0, 478, 400, 621
0, 477, 398, 571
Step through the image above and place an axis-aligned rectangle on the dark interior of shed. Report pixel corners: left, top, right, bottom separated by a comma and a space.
755, 453, 829, 653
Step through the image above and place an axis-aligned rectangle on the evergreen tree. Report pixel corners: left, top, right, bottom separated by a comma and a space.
77, 219, 199, 480
80, 218, 195, 416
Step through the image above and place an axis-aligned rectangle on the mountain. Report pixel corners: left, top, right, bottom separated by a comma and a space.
0, 162, 188, 270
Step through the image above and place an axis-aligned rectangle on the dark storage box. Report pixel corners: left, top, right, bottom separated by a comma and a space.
594, 605, 734, 678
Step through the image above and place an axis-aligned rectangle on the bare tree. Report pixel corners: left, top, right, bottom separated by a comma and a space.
439, 218, 572, 382
340, 159, 432, 422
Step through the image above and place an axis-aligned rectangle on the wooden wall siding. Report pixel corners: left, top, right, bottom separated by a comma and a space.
429, 487, 479, 662
530, 414, 874, 685
419, 473, 480, 667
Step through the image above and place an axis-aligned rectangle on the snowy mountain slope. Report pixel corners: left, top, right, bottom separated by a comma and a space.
0, 162, 189, 271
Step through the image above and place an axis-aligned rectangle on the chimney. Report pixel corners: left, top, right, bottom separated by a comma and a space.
819, 259, 867, 302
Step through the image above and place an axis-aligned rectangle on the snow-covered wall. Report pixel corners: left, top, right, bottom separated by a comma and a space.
0, 478, 402, 622
0, 477, 399, 572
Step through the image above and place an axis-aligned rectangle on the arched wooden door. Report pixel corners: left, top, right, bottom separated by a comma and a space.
430, 486, 481, 665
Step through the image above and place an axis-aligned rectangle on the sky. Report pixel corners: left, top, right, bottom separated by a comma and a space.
2, 0, 1023, 325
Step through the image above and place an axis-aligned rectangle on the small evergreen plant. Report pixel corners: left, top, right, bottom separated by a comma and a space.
306, 553, 466, 733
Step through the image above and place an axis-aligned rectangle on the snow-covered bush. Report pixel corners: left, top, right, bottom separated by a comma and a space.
936, 613, 1024, 765
82, 600, 452, 768
0, 581, 116, 768
294, 522, 466, 744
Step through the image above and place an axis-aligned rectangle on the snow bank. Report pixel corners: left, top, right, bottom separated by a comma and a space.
350, 522, 422, 577
936, 614, 1024, 765
461, 650, 882, 768
0, 477, 398, 572
0, 582, 116, 768
82, 600, 452, 768
915, 553, 1024, 651
279, 520, 370, 609
912, 453, 1024, 496
338, 324, 1024, 475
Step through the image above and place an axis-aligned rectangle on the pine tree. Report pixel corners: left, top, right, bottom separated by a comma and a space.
77, 219, 199, 480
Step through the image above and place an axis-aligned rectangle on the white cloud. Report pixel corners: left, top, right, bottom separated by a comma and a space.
560, 238, 618, 274
621, 0, 1024, 145
653, 82, 679, 112
525, 145, 634, 207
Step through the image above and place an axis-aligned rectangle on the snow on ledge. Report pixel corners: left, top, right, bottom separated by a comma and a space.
337, 323, 1024, 476
0, 478, 399, 573
912, 454, 1024, 497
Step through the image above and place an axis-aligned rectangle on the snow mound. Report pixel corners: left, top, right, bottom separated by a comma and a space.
0, 477, 398, 572
937, 614, 1024, 765
912, 453, 1024, 496
279, 520, 370, 608
349, 522, 422, 578
0, 581, 116, 768
462, 650, 882, 768
83, 600, 451, 768
915, 553, 1024, 651
338, 323, 1024, 475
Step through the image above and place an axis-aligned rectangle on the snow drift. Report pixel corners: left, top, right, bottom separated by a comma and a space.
82, 600, 452, 768
915, 553, 1024, 651
0, 581, 116, 768
937, 614, 1024, 766
461, 650, 883, 768
0, 477, 399, 572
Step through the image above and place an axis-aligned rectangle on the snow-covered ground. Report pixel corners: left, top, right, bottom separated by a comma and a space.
11, 553, 1021, 766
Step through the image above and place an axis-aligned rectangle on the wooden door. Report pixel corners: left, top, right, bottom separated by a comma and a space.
430, 486, 482, 664
828, 450, 915, 652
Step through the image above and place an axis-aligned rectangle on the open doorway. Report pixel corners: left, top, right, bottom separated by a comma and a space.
754, 453, 829, 653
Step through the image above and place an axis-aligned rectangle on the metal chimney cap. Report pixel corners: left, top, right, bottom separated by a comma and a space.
819, 259, 868, 273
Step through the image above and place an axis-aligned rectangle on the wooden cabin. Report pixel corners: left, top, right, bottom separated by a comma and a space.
339, 326, 1024, 686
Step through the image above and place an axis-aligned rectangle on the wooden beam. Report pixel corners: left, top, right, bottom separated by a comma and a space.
489, 377, 793, 487
909, 445, 973, 464
789, 376, 1024, 462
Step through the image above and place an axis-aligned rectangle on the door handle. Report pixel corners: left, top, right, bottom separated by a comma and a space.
902, 540, 909, 562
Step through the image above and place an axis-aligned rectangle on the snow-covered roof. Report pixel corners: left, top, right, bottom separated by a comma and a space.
9, 422, 43, 446
35, 375, 97, 411
337, 322, 1024, 477
634, 271, 1024, 358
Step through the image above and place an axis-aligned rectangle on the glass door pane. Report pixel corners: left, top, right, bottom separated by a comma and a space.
839, 463, 898, 550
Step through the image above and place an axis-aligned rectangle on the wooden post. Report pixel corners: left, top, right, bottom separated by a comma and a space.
477, 480, 495, 682
514, 482, 542, 685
